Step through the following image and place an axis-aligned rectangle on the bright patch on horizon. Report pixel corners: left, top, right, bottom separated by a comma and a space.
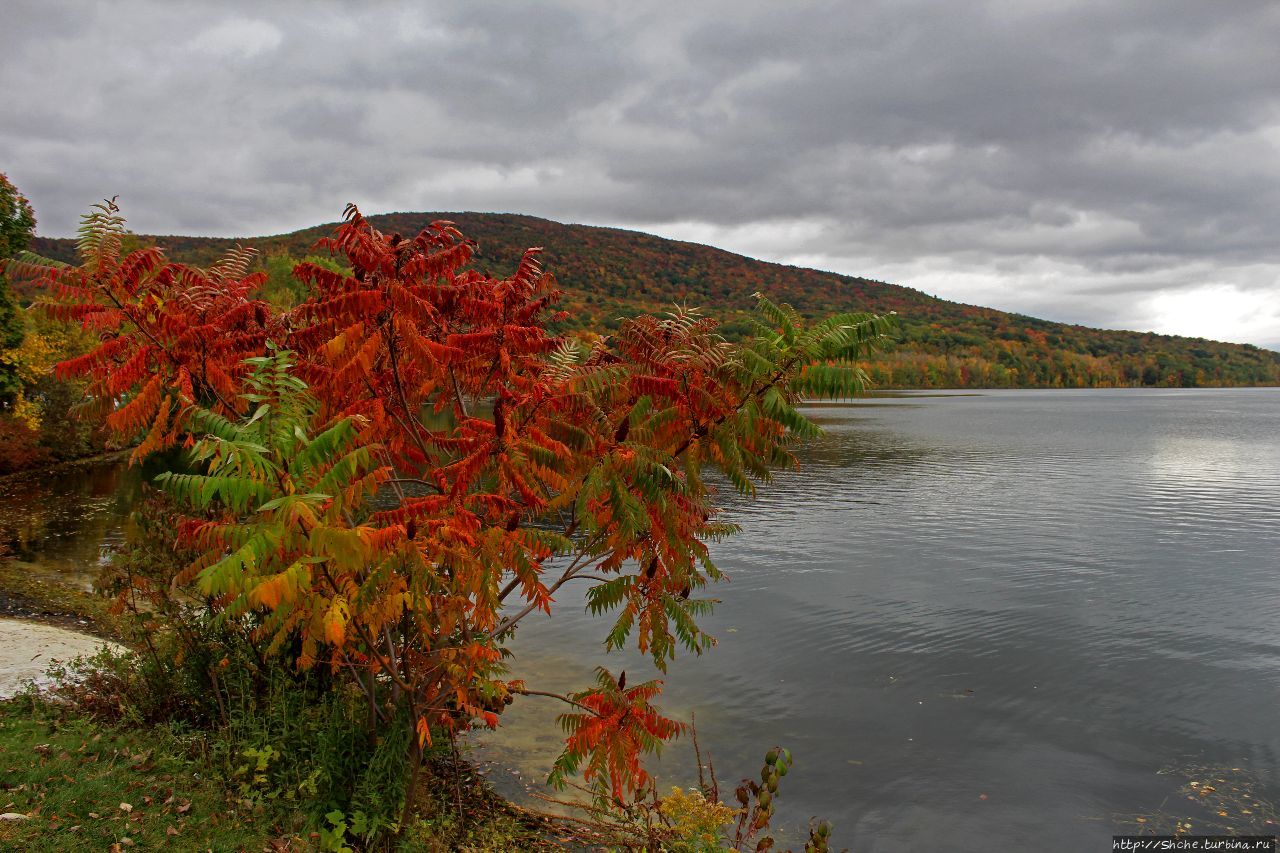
1147, 283, 1280, 347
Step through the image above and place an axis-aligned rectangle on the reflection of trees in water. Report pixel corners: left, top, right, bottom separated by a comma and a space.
0, 460, 148, 580
795, 427, 937, 470
698, 409, 945, 521
799, 404, 941, 466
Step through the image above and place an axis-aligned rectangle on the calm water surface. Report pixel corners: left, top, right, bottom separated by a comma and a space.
3, 389, 1278, 850
485, 388, 1280, 850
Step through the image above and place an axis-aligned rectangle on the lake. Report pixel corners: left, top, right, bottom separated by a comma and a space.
4, 388, 1278, 851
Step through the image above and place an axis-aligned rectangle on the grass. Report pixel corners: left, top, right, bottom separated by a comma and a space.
0, 690, 556, 852
0, 695, 302, 851
0, 559, 557, 851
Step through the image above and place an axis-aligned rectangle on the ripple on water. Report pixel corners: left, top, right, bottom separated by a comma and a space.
496, 390, 1280, 852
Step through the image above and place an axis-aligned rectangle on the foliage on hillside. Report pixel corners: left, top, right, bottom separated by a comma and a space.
32, 211, 1280, 388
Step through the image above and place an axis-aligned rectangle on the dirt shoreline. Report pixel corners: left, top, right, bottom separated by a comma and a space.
0, 561, 125, 641
0, 448, 131, 485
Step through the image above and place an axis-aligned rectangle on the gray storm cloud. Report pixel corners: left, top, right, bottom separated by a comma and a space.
2, 0, 1278, 347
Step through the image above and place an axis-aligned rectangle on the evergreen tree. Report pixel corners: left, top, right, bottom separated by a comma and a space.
0, 173, 37, 401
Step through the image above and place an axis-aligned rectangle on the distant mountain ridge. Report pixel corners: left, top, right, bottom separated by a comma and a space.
31, 212, 1280, 388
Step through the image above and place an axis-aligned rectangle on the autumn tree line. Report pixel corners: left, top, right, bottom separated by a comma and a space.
5, 186, 1278, 476
30, 209, 1280, 396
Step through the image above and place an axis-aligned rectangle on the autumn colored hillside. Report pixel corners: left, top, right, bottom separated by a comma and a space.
31, 212, 1280, 388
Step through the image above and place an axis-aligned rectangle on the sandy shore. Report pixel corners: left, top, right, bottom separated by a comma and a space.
0, 617, 123, 699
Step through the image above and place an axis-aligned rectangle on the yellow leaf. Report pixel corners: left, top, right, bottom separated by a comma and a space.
324, 597, 349, 646
416, 716, 432, 748
251, 576, 281, 609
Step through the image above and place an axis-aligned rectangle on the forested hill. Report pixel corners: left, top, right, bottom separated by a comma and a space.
32, 212, 1280, 388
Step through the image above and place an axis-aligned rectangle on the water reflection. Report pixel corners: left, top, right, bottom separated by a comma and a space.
0, 458, 144, 589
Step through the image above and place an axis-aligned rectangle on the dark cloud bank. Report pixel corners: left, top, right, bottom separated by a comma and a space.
3, 1, 1278, 347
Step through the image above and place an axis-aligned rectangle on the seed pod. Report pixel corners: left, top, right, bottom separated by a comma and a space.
777, 762, 788, 777
765, 749, 779, 766
758, 789, 772, 808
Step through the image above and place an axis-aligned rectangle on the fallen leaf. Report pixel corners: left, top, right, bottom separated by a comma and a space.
119, 803, 132, 813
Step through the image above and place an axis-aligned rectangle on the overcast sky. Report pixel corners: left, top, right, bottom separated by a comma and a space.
4, 1, 1279, 348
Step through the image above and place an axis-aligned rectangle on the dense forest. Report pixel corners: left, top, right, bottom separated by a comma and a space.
32, 212, 1280, 388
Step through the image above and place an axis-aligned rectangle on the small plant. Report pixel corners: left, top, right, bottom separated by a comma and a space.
659, 786, 740, 852
318, 809, 357, 852
234, 743, 282, 802
729, 747, 794, 849
528, 741, 839, 852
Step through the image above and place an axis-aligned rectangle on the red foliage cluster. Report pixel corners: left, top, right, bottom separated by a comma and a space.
26, 200, 867, 800
37, 219, 272, 459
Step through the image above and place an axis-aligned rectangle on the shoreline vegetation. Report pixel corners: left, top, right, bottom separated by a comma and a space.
0, 448, 131, 485
0, 664, 558, 852
0, 589, 561, 851
4, 207, 1275, 481
1, 198, 854, 852
28, 211, 1280, 390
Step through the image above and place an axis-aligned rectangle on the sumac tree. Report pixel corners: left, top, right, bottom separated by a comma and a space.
12, 200, 895, 826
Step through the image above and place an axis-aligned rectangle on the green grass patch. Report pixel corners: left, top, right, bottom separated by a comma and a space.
0, 696, 302, 851
0, 691, 554, 852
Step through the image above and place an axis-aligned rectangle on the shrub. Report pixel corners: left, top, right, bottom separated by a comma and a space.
10, 200, 894, 845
